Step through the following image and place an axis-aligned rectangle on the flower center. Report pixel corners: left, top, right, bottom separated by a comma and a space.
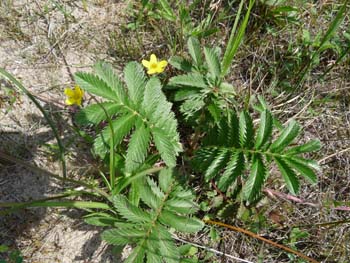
150, 63, 158, 69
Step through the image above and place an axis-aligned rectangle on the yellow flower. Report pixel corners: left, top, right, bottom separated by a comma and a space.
64, 85, 84, 106
142, 54, 168, 75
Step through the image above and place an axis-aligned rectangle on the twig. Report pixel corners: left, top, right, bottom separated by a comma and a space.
172, 235, 253, 263
318, 147, 350, 164
204, 219, 320, 263
263, 188, 319, 207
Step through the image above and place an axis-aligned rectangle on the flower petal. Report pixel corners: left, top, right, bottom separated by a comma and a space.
159, 60, 168, 68
64, 88, 74, 97
150, 54, 157, 64
65, 98, 74, 105
142, 59, 150, 69
76, 86, 84, 97
147, 68, 157, 75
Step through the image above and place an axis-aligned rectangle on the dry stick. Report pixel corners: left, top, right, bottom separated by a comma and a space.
318, 147, 350, 164
204, 219, 320, 263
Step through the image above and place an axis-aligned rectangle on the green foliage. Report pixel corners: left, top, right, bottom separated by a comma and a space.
193, 109, 321, 201
100, 169, 203, 262
0, 245, 23, 263
75, 61, 182, 173
168, 37, 236, 122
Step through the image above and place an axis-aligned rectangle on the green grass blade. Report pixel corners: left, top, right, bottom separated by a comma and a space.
0, 68, 67, 178
221, 0, 255, 77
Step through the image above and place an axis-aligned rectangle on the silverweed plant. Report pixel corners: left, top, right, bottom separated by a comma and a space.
0, 0, 325, 262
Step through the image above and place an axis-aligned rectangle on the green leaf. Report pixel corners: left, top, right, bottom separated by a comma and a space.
112, 195, 151, 223
239, 110, 254, 148
146, 252, 163, 263
165, 198, 198, 214
285, 157, 317, 184
318, 0, 348, 52
255, 110, 273, 149
288, 157, 320, 171
275, 157, 299, 194
204, 148, 229, 180
138, 179, 162, 209
159, 168, 174, 192
159, 0, 176, 21
74, 72, 119, 101
125, 123, 151, 173
169, 56, 193, 72
187, 37, 203, 67
93, 113, 137, 157
152, 127, 178, 167
285, 140, 321, 154
124, 62, 146, 104
221, 0, 255, 77
101, 228, 144, 245
270, 120, 300, 152
243, 154, 267, 201
75, 102, 121, 125
124, 245, 146, 263
159, 210, 204, 233
156, 226, 180, 263
84, 213, 119, 226
142, 77, 164, 116
204, 47, 221, 78
168, 73, 208, 89
94, 61, 128, 103
218, 151, 245, 191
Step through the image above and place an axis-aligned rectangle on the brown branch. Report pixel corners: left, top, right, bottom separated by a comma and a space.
204, 219, 319, 263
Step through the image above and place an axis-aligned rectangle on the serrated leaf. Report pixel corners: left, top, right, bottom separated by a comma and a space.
168, 73, 208, 89
139, 179, 162, 209
204, 148, 229, 181
142, 77, 163, 116
243, 154, 267, 201
187, 37, 203, 66
101, 229, 130, 245
156, 226, 180, 263
169, 56, 193, 72
93, 113, 137, 157
285, 157, 317, 184
146, 251, 163, 263
204, 47, 221, 78
124, 62, 146, 104
124, 245, 146, 263
289, 157, 320, 171
159, 210, 204, 233
275, 157, 300, 194
285, 140, 321, 154
102, 227, 145, 246
152, 127, 178, 167
159, 168, 174, 192
239, 110, 254, 148
112, 195, 151, 223
75, 102, 121, 125
125, 123, 151, 173
180, 94, 205, 119
270, 120, 300, 152
147, 177, 165, 199
94, 61, 128, 103
165, 198, 198, 214
218, 151, 245, 191
75, 72, 120, 101
255, 109, 273, 149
